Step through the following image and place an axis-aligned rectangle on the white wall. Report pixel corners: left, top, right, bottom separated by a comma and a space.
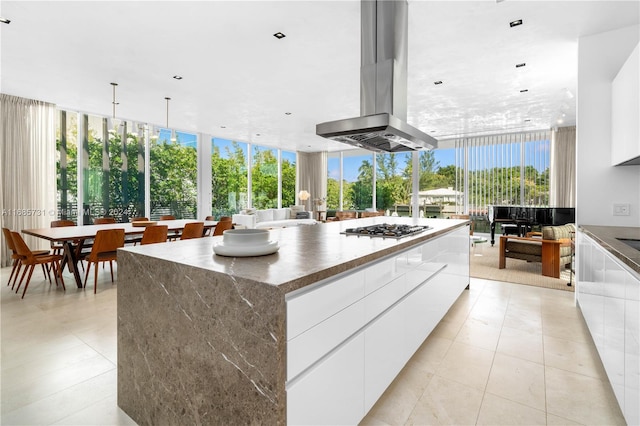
577, 24, 640, 227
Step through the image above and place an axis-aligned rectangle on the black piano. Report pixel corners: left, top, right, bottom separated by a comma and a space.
488, 205, 575, 246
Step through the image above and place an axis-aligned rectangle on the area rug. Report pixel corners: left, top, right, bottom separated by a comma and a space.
470, 240, 574, 292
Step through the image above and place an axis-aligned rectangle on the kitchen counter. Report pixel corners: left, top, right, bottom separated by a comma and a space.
116, 217, 469, 425
579, 225, 640, 275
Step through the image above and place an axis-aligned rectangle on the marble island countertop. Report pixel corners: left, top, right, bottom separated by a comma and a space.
579, 225, 640, 275
119, 217, 468, 294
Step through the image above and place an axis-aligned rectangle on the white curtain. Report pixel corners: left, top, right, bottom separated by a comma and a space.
1, 94, 57, 266
550, 126, 576, 207
297, 151, 327, 212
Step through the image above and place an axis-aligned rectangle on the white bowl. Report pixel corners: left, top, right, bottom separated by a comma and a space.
222, 228, 270, 245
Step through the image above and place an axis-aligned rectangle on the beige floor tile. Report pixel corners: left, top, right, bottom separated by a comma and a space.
51, 394, 137, 426
543, 334, 608, 380
454, 317, 502, 351
477, 393, 547, 425
485, 352, 546, 411
2, 356, 116, 413
434, 341, 495, 391
545, 366, 626, 425
503, 304, 543, 334
361, 365, 434, 425
429, 316, 464, 340
497, 325, 544, 364
545, 413, 582, 425
1, 369, 119, 425
406, 335, 453, 375
406, 375, 484, 425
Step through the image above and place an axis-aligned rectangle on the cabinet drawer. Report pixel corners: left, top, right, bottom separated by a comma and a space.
287, 270, 365, 340
288, 298, 365, 381
364, 255, 402, 295
364, 274, 406, 323
287, 333, 365, 426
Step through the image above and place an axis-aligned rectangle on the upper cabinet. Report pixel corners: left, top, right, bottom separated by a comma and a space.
612, 42, 640, 166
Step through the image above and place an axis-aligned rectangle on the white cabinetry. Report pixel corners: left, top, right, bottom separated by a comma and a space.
577, 232, 640, 425
611, 42, 640, 166
286, 226, 470, 425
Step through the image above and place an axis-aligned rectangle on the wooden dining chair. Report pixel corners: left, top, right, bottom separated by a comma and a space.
50, 219, 75, 255
140, 225, 168, 245
180, 222, 205, 240
130, 217, 149, 222
94, 217, 117, 224
159, 215, 176, 220
82, 228, 125, 294
212, 220, 234, 236
10, 231, 65, 299
203, 216, 216, 235
3, 227, 50, 290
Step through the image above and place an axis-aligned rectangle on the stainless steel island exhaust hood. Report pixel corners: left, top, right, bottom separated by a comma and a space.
316, 0, 437, 153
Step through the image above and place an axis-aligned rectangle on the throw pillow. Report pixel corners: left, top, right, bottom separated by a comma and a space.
289, 205, 304, 219
256, 209, 274, 223
273, 208, 288, 221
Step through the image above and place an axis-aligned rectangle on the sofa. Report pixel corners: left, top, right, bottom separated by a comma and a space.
232, 207, 318, 229
499, 223, 574, 278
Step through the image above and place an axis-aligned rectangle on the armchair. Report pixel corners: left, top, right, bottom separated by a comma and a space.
499, 224, 574, 278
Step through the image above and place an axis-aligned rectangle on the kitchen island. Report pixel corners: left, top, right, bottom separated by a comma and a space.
117, 217, 469, 425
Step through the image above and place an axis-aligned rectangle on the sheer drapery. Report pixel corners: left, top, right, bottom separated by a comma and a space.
297, 151, 327, 212
1, 94, 57, 266
454, 130, 551, 215
550, 126, 576, 207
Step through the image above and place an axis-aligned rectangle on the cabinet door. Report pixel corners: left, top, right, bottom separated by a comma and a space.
625, 268, 640, 426
364, 299, 406, 412
287, 334, 365, 426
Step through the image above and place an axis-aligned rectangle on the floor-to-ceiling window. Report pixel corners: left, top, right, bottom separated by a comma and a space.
327, 153, 341, 211
56, 110, 78, 222
343, 151, 373, 211
281, 150, 296, 208
211, 138, 248, 217
251, 145, 278, 209
149, 128, 197, 219
456, 131, 551, 216
375, 152, 412, 215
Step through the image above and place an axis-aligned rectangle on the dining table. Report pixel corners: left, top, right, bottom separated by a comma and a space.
22, 219, 218, 289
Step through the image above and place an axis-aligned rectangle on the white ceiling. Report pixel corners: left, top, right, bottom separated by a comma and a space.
1, 1, 639, 153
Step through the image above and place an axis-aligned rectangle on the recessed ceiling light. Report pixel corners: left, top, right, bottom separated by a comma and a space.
516, 63, 526, 68
220, 125, 226, 129
273, 32, 286, 39
173, 75, 183, 80
509, 19, 523, 28
285, 112, 292, 115
0, 17, 10, 24
256, 133, 261, 136
434, 81, 443, 85
524, 119, 531, 122
520, 89, 528, 93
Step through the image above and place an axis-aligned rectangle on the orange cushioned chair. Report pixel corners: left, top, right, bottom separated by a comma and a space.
140, 225, 169, 245
82, 228, 125, 293
180, 222, 205, 240
10, 231, 65, 299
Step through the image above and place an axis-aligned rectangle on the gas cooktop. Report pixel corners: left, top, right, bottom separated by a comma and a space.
341, 223, 431, 239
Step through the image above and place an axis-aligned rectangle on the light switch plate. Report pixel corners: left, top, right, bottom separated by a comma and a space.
613, 203, 630, 216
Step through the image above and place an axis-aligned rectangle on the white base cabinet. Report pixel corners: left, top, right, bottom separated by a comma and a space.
577, 232, 640, 425
286, 226, 470, 425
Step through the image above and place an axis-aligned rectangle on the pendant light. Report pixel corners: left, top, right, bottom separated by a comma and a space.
165, 96, 177, 142
108, 82, 120, 134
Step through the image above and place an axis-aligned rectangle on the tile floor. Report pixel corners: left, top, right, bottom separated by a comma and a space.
1, 265, 626, 425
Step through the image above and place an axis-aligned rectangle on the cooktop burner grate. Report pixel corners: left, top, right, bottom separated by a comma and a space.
341, 223, 431, 239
